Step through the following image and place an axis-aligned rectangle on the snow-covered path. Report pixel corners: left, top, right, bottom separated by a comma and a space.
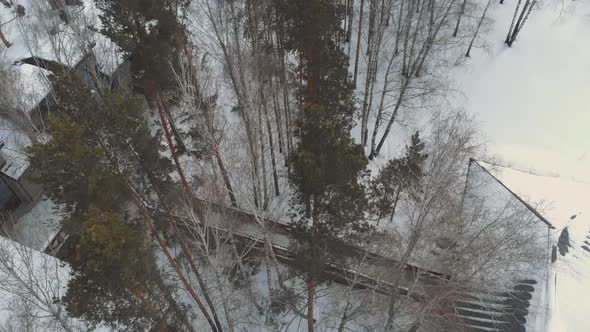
453, 0, 590, 182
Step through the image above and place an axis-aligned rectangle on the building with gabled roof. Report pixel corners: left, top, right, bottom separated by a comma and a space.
0, 0, 124, 250
458, 159, 590, 332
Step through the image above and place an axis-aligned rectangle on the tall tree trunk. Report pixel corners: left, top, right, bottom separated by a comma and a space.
270, 78, 284, 154
401, 0, 416, 76
204, 0, 261, 208
389, 184, 402, 222
505, 0, 523, 43
307, 275, 316, 332
394, 0, 405, 55
161, 102, 189, 154
373, 79, 410, 157
508, 0, 531, 46
361, 0, 392, 147
128, 189, 219, 332
143, 162, 223, 332
413, 0, 435, 77
214, 148, 238, 207
154, 95, 193, 194
152, 99, 220, 316
347, 0, 355, 43
101, 128, 218, 332
373, 0, 454, 157
353, 0, 366, 87
453, 0, 468, 37
508, 0, 536, 47
180, 28, 237, 209
264, 98, 280, 197
281, 53, 293, 159
466, 0, 492, 57
367, 0, 377, 56
0, 29, 11, 48
257, 91, 269, 210
368, 49, 396, 159
360, 46, 375, 146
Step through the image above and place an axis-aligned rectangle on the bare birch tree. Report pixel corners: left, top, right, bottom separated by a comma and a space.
0, 227, 83, 332
506, 0, 537, 47
368, 0, 460, 159
366, 111, 549, 330
466, 0, 493, 57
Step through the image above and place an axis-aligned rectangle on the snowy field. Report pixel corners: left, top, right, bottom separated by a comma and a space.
453, 0, 590, 182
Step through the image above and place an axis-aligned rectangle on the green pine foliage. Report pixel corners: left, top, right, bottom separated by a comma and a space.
370, 131, 428, 221
27, 115, 128, 230
63, 209, 182, 330
99, 92, 176, 210
277, 0, 355, 123
27, 74, 128, 232
95, 0, 189, 93
279, 0, 372, 282
27, 71, 184, 329
28, 72, 175, 230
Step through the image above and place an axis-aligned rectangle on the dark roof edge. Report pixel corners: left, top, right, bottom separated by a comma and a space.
469, 158, 555, 229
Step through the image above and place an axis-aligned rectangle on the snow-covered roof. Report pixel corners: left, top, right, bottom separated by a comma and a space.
13, 62, 52, 110
479, 161, 589, 230
475, 160, 590, 331
11, 198, 61, 251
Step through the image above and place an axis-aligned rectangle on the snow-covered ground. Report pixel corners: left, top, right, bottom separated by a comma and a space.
453, 0, 590, 182
454, 5, 590, 327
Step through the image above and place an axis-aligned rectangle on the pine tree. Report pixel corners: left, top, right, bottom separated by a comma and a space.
276, 1, 372, 330
63, 209, 188, 330
370, 131, 428, 224
95, 0, 189, 94
95, 0, 201, 203
27, 72, 175, 232
26, 72, 188, 329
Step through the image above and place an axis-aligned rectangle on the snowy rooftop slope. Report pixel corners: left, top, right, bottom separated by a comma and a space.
461, 161, 553, 331
477, 160, 590, 331
12, 62, 52, 111
550, 226, 590, 332
478, 161, 590, 231
10, 198, 61, 251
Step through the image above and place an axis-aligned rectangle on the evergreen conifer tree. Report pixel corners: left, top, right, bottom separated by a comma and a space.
370, 131, 428, 223
63, 209, 189, 330
95, 0, 189, 94
277, 1, 372, 330
27, 72, 187, 329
